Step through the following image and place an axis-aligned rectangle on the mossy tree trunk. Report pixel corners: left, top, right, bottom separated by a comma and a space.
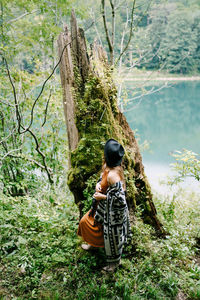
57, 11, 165, 236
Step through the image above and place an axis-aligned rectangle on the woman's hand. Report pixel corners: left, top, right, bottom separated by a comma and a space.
95, 182, 102, 192
93, 192, 106, 201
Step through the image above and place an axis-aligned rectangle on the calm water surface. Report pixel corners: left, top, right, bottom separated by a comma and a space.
124, 81, 200, 194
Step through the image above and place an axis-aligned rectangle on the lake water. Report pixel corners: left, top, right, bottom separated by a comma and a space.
124, 81, 200, 195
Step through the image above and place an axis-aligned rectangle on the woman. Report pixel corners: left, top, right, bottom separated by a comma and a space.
78, 139, 131, 272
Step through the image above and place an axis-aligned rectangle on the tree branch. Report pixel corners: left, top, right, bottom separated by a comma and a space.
118, 0, 129, 69
42, 90, 52, 127
109, 0, 115, 64
101, 0, 113, 64
0, 148, 22, 162
0, 129, 16, 145
26, 127, 53, 183
115, 0, 136, 66
0, 98, 15, 107
1, 153, 47, 170
3, 56, 22, 134
1, 55, 54, 183
7, 9, 40, 24
19, 41, 68, 134
89, 9, 104, 48
123, 83, 169, 113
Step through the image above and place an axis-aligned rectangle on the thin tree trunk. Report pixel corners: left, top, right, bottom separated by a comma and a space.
101, 0, 114, 65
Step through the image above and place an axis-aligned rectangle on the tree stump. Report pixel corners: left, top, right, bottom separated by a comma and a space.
57, 10, 165, 236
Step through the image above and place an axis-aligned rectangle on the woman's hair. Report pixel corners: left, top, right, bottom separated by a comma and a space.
113, 165, 126, 190
102, 159, 126, 190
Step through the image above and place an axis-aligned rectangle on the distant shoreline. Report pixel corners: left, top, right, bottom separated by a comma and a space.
119, 69, 200, 81
124, 76, 200, 81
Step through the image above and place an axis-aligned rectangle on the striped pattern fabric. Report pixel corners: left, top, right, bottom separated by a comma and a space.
95, 181, 131, 263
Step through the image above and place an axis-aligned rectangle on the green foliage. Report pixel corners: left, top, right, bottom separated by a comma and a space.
0, 185, 199, 299
0, 65, 68, 194
82, 173, 99, 214
82, 0, 200, 73
168, 149, 200, 184
133, 4, 169, 70
67, 69, 127, 209
0, 0, 84, 194
0, 3, 199, 297
131, 2, 200, 74
159, 11, 197, 74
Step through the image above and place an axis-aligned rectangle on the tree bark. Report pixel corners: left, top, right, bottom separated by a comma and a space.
57, 11, 166, 236
57, 23, 79, 157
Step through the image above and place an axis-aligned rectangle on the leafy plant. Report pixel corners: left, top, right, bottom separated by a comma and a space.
0, 184, 200, 299
169, 149, 200, 184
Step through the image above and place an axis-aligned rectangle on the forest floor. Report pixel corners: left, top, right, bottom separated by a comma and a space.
0, 183, 200, 300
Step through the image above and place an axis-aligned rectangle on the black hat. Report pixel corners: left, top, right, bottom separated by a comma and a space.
104, 139, 125, 167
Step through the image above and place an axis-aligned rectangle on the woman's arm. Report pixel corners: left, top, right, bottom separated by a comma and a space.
95, 173, 103, 192
93, 192, 106, 201
95, 182, 102, 192
107, 170, 121, 186
93, 170, 121, 201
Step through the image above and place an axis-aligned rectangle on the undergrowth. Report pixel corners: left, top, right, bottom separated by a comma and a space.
0, 185, 200, 299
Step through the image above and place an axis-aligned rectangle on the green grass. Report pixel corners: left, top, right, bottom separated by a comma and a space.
0, 185, 200, 299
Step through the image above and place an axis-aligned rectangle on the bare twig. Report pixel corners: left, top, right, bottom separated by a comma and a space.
120, 49, 191, 112
0, 148, 22, 161
3, 57, 22, 133
110, 0, 115, 62
0, 129, 16, 145
1, 56, 54, 183
116, 0, 153, 67
123, 83, 169, 113
2, 153, 47, 170
117, 27, 192, 108
42, 90, 52, 127
19, 42, 68, 134
7, 9, 40, 24
118, 0, 129, 70
89, 9, 103, 47
115, 0, 136, 66
101, 0, 113, 64
0, 1, 4, 38
38, 90, 52, 147
26, 127, 53, 183
0, 98, 15, 107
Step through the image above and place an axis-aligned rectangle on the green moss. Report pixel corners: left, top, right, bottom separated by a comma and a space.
68, 63, 156, 222
67, 70, 130, 210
